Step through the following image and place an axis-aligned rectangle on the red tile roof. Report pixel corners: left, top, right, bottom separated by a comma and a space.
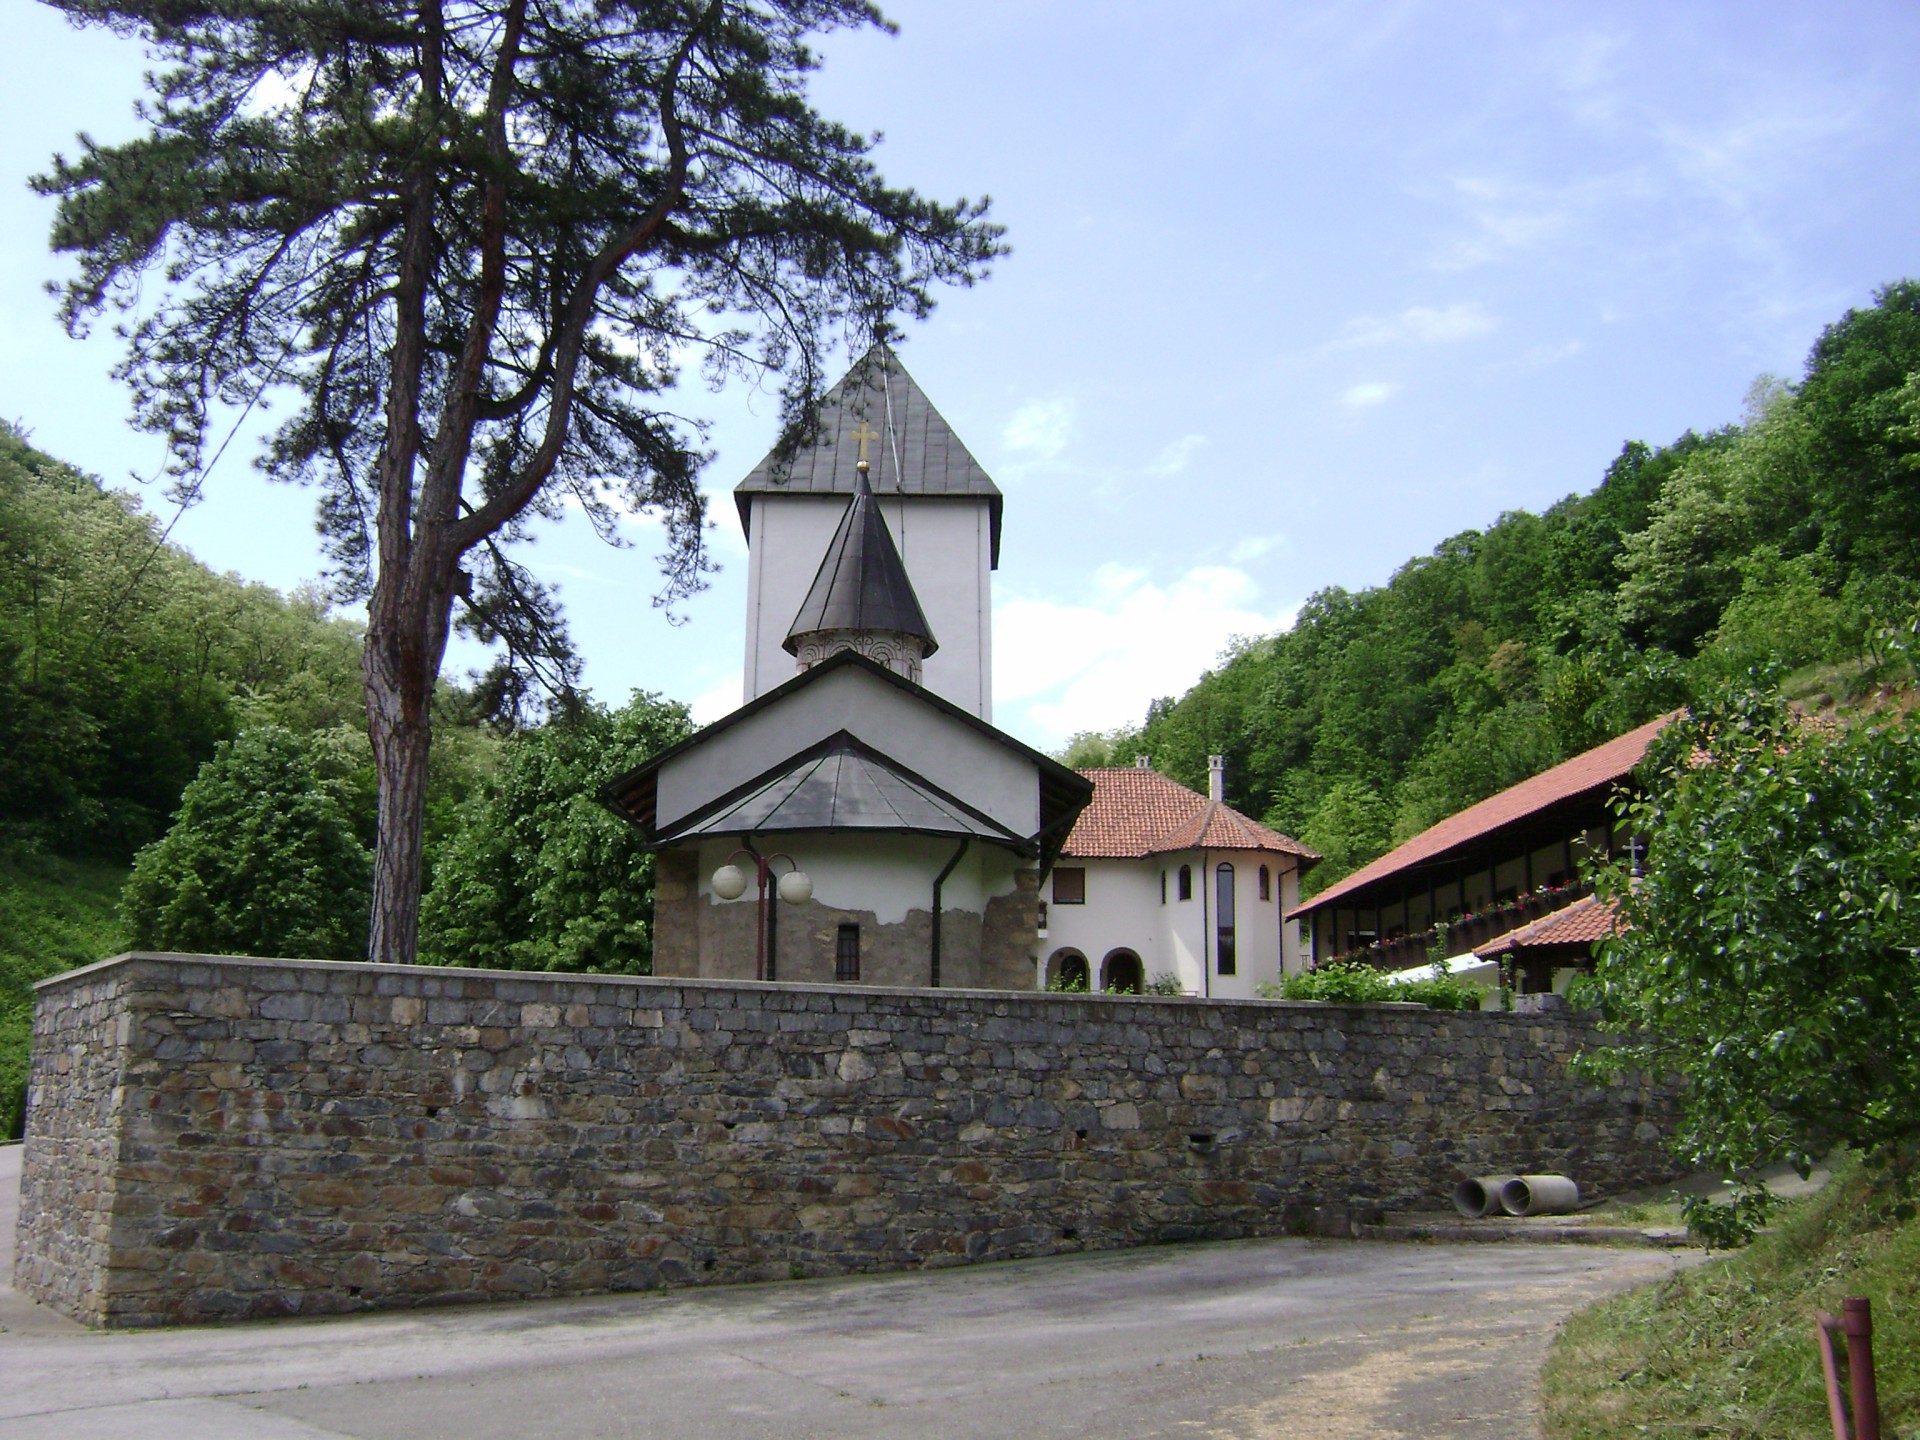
1475, 892, 1623, 958
1291, 710, 1680, 918
1062, 768, 1319, 862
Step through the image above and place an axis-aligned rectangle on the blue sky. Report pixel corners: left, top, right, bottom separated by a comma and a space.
5, 1, 1918, 749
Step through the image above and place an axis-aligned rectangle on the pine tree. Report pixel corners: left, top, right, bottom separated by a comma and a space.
38, 0, 1002, 961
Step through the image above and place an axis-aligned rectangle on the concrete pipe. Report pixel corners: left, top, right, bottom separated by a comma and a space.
1499, 1174, 1580, 1216
1452, 1174, 1519, 1218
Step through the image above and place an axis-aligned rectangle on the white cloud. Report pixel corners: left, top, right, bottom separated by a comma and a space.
688, 672, 744, 725
1340, 381, 1398, 409
993, 563, 1296, 750
1429, 175, 1590, 272
1227, 532, 1284, 565
1333, 303, 1496, 348
1002, 397, 1076, 459
1145, 433, 1208, 476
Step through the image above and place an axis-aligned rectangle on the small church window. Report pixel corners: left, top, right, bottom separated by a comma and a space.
1052, 868, 1086, 905
1258, 865, 1271, 901
835, 923, 860, 981
1160, 870, 1167, 905
1177, 865, 1192, 901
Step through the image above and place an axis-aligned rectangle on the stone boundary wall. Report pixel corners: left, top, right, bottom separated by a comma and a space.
15, 953, 1681, 1327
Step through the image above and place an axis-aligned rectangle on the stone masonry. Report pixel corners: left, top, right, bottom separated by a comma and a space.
15, 952, 1681, 1327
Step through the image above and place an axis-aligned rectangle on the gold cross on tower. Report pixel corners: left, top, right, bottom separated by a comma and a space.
849, 420, 880, 471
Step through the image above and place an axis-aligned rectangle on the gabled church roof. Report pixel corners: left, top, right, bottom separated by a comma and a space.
599, 650, 1094, 870
784, 471, 938, 656
655, 732, 1026, 849
734, 345, 1003, 564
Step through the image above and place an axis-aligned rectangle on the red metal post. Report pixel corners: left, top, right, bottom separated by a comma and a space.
1816, 1299, 1881, 1440
1845, 1297, 1881, 1440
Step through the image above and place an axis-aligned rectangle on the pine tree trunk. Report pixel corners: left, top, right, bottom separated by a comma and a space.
364, 564, 456, 965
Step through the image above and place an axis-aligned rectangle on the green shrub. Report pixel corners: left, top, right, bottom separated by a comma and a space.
1393, 966, 1483, 1011
1272, 961, 1394, 1003
1264, 960, 1480, 1009
1581, 687, 1920, 1242
121, 727, 370, 960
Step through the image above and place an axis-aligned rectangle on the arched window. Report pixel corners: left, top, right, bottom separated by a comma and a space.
1216, 864, 1236, 975
1258, 864, 1271, 901
1177, 864, 1192, 901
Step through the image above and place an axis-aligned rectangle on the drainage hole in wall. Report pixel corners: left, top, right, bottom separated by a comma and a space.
1074, 1128, 1088, 1140
1187, 1133, 1215, 1148
1061, 1227, 1079, 1240
722, 1119, 738, 1129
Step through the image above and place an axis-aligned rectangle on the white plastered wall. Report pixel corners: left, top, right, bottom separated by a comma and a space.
742, 493, 995, 718
1036, 852, 1301, 996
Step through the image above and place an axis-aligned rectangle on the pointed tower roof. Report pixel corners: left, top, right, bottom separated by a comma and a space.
783, 470, 939, 656
735, 345, 1003, 564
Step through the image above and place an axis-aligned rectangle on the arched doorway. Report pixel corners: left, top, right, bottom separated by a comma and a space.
1102, 949, 1144, 995
1046, 948, 1090, 992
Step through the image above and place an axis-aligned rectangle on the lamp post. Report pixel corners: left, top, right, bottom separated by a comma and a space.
710, 848, 812, 981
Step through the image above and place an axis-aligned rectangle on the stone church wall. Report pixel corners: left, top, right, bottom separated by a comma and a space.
17, 953, 1681, 1328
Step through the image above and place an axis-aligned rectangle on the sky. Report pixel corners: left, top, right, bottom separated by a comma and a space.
4, 1, 1918, 751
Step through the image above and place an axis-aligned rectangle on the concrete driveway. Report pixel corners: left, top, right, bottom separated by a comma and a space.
2, 1143, 1682, 1439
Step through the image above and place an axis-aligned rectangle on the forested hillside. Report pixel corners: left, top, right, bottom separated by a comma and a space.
1105, 281, 1920, 892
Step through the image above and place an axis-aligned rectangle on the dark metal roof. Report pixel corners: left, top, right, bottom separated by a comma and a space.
655, 732, 1026, 849
734, 345, 1004, 565
599, 649, 1095, 872
784, 471, 938, 656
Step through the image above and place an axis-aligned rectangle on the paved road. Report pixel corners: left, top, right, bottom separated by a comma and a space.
1, 1144, 1683, 1439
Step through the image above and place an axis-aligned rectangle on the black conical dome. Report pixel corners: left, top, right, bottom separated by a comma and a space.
783, 470, 938, 657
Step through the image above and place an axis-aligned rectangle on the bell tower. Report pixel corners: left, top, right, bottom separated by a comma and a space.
734, 346, 1000, 718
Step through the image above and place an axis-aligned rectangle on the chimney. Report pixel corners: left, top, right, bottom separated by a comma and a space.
1207, 754, 1225, 802
1134, 754, 1151, 769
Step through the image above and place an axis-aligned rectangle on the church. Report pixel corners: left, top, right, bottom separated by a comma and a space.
602, 346, 1315, 994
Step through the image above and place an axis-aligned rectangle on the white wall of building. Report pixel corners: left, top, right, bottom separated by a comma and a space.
743, 493, 995, 718
1038, 852, 1305, 997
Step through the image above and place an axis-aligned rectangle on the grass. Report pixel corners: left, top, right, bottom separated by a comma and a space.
1, 851, 129, 1139
1542, 1158, 1920, 1439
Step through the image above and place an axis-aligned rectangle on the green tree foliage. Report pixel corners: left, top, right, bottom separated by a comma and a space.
1581, 690, 1920, 1234
1295, 778, 1393, 898
1796, 279, 1920, 576
0, 426, 366, 857
123, 728, 372, 960
1053, 724, 1144, 768
39, 0, 1004, 965
420, 692, 693, 974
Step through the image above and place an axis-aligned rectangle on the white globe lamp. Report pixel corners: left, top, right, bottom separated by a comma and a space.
710, 864, 749, 901
776, 869, 813, 905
